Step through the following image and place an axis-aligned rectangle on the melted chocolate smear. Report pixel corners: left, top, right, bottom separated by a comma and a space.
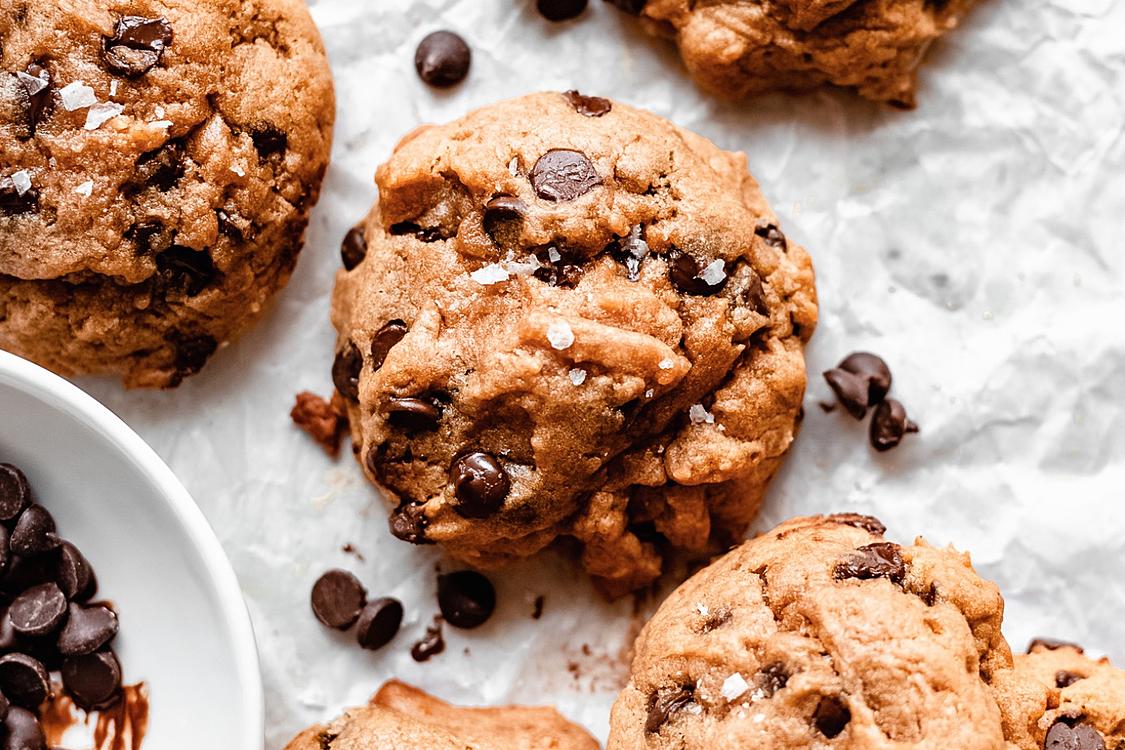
166, 330, 218, 382
833, 542, 906, 586
563, 90, 611, 116
249, 125, 287, 160
644, 686, 694, 734
155, 246, 217, 297
827, 513, 887, 536
389, 221, 445, 242
127, 139, 186, 194
608, 226, 649, 281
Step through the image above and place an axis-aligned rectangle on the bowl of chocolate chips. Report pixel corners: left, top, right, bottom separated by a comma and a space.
0, 351, 263, 749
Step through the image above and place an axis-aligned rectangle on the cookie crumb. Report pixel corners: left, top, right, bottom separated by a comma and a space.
547, 321, 574, 350
290, 391, 348, 457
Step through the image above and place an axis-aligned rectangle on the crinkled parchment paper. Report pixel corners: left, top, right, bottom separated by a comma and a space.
79, 0, 1125, 746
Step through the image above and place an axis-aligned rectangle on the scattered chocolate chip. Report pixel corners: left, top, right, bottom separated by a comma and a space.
2, 707, 43, 750
604, 0, 648, 13
388, 221, 445, 242
644, 686, 694, 734
102, 16, 174, 78
1045, 720, 1106, 750
10, 506, 60, 557
415, 31, 471, 88
1055, 670, 1084, 688
388, 502, 429, 545
411, 618, 445, 662
755, 224, 787, 250
250, 125, 287, 159
532, 595, 545, 620
310, 569, 366, 630
130, 139, 185, 192
608, 226, 649, 281
529, 149, 601, 202
1028, 638, 1083, 654
332, 342, 363, 401
667, 251, 729, 296
450, 452, 510, 519
563, 89, 610, 116
61, 651, 121, 710
57, 604, 118, 656
9, 583, 67, 637
0, 653, 49, 709
155, 245, 217, 297
828, 513, 887, 536
18, 63, 51, 137
533, 244, 586, 287
355, 598, 403, 651
341, 227, 367, 271
370, 320, 408, 371
869, 399, 919, 452
0, 464, 30, 522
166, 331, 218, 382
756, 663, 789, 697
834, 542, 906, 586
482, 195, 526, 246
823, 369, 870, 420
0, 177, 37, 216
838, 352, 893, 405
387, 396, 442, 432
537, 0, 588, 21
813, 695, 851, 738
437, 571, 495, 629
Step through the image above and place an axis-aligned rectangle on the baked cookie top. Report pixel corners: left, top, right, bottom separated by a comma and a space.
608, 514, 1014, 748
331, 91, 817, 595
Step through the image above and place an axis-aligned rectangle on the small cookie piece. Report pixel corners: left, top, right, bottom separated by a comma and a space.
608, 515, 1014, 749
284, 679, 598, 750
0, 0, 334, 387
992, 643, 1125, 750
331, 91, 817, 596
607, 0, 981, 107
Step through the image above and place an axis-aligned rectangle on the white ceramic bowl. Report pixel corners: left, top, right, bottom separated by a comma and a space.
0, 351, 263, 748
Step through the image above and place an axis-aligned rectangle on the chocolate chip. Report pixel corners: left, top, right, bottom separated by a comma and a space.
341, 226, 367, 270
869, 399, 919, 452
1045, 720, 1106, 750
155, 245, 217, 297
411, 618, 445, 662
668, 251, 729, 296
102, 16, 174, 77
734, 265, 770, 315
57, 604, 118, 656
0, 527, 10, 577
450, 452, 510, 519
387, 396, 442, 432
310, 569, 366, 630
62, 650, 121, 710
828, 513, 887, 536
388, 502, 429, 545
0, 177, 37, 216
644, 686, 694, 733
813, 696, 851, 738
1056, 670, 1084, 688
755, 224, 787, 250
10, 505, 60, 556
482, 196, 526, 246
57, 542, 98, 600
834, 542, 906, 586
537, 0, 588, 20
532, 595, 545, 619
533, 245, 586, 287
838, 352, 893, 405
18, 63, 51, 137
370, 320, 408, 371
332, 342, 363, 401
0, 607, 16, 652
609, 226, 649, 281
562, 89, 611, 116
437, 571, 495, 629
9, 583, 67, 637
823, 369, 870, 420
166, 331, 218, 383
529, 149, 601, 202
0, 464, 30, 523
415, 31, 471, 87
1028, 638, 1083, 654
2, 707, 43, 750
126, 220, 172, 255
604, 0, 648, 13
355, 598, 403, 651
388, 221, 445, 242
756, 663, 789, 697
0, 654, 49, 709
215, 209, 245, 242
250, 125, 287, 159
920, 581, 939, 606
130, 139, 185, 192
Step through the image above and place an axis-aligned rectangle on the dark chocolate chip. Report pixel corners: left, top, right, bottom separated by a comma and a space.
1045, 720, 1106, 750
2, 707, 43, 750
370, 320, 408, 371
18, 63, 51, 137
415, 31, 471, 88
0, 607, 16, 652
562, 89, 611, 116
920, 581, 939, 606
756, 663, 789, 698
411, 618, 445, 662
482, 195, 526, 246
823, 369, 870, 420
9, 583, 67, 637
537, 0, 588, 21
644, 686, 694, 734
0, 556, 53, 598
828, 513, 887, 536
869, 399, 919, 452
166, 331, 218, 383
387, 396, 442, 432
61, 650, 121, 710
0, 464, 30, 523
533, 245, 586, 287
450, 452, 510, 519
126, 220, 172, 255
310, 569, 366, 630
388, 502, 429, 545
838, 352, 893, 405
0, 653, 49, 709
102, 16, 174, 78
341, 227, 367, 271
813, 696, 851, 738
10, 506, 60, 556
755, 224, 787, 250
1055, 670, 1084, 688
332, 342, 363, 401
834, 542, 906, 586
355, 598, 403, 651
668, 251, 729, 296
155, 245, 217, 297
437, 570, 495, 629
250, 125, 287, 159
130, 139, 185, 192
0, 177, 37, 216
608, 225, 649, 282
735, 265, 770, 315
1028, 638, 1083, 654
529, 149, 601, 202
57, 604, 118, 656
388, 221, 445, 242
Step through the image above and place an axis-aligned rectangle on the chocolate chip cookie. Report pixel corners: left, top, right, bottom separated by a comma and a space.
607, 514, 1014, 748
0, 0, 334, 387
330, 91, 817, 596
992, 642, 1125, 750
607, 0, 981, 107
284, 680, 598, 750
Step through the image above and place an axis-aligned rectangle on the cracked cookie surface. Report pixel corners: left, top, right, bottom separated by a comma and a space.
0, 0, 334, 387
330, 91, 817, 596
284, 680, 599, 750
608, 0, 981, 106
607, 514, 1014, 748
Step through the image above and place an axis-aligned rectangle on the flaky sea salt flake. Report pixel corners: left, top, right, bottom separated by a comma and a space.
695, 603, 709, 617
568, 368, 587, 386
689, 404, 715, 425
699, 259, 727, 286
84, 102, 124, 130
230, 164, 246, 177
659, 358, 675, 370
74, 180, 94, 197
721, 673, 750, 701
508, 157, 519, 176
109, 80, 119, 97
15, 72, 48, 96
547, 321, 574, 350
547, 246, 562, 263
470, 263, 510, 285
10, 170, 31, 196
60, 81, 97, 111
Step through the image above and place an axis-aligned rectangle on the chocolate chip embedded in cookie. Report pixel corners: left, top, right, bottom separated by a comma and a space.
605, 0, 982, 106
330, 92, 818, 596
607, 515, 1014, 749
0, 0, 334, 387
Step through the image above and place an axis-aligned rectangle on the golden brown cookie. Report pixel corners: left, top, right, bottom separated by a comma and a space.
606, 0, 981, 107
608, 514, 1014, 748
284, 680, 599, 750
330, 91, 817, 596
0, 0, 334, 387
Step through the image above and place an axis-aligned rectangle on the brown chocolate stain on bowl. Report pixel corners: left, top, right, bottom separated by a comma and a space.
41, 681, 149, 750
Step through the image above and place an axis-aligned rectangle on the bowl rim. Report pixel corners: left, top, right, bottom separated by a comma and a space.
0, 350, 265, 749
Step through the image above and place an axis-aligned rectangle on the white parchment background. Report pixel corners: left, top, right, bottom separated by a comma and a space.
78, 0, 1125, 746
